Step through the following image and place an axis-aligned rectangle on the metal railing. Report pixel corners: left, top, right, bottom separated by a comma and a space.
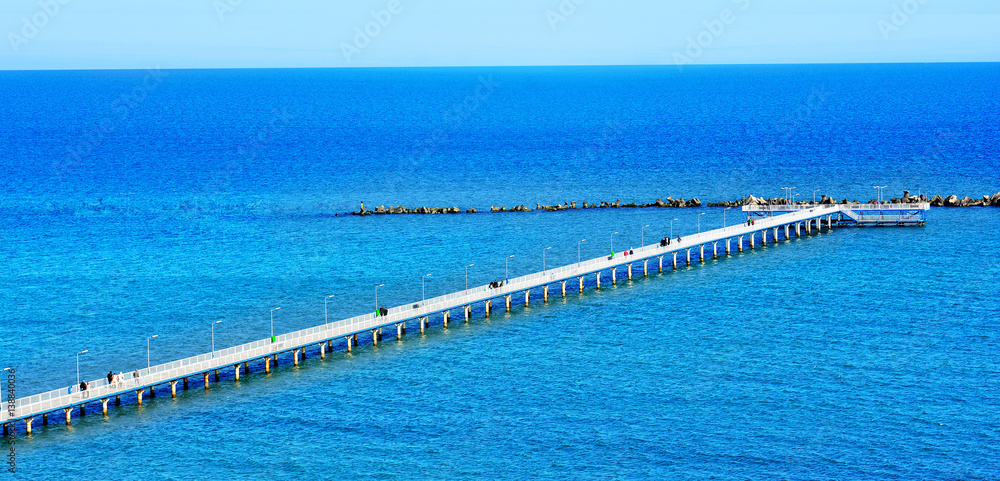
0, 206, 867, 424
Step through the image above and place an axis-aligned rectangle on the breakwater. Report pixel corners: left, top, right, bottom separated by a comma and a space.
351, 191, 1000, 216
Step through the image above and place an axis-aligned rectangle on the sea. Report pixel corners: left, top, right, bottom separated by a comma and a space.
1, 63, 998, 480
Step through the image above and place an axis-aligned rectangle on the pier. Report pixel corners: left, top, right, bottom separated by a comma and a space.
1, 203, 930, 436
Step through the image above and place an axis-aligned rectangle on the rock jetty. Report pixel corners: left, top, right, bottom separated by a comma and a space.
350, 191, 1000, 216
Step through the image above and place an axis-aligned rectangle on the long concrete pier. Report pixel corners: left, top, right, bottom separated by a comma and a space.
1, 203, 929, 436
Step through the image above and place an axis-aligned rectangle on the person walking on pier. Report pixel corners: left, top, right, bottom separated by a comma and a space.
132, 369, 140, 386
107, 371, 114, 385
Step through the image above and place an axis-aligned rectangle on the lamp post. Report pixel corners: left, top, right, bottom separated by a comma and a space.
422, 274, 431, 301
270, 307, 281, 340
147, 335, 158, 370
611, 231, 618, 253
211, 321, 222, 357
76, 350, 88, 386
375, 284, 384, 312
578, 239, 586, 264
814, 189, 820, 204
723, 207, 731, 227
543, 247, 552, 272
698, 212, 706, 233
793, 193, 800, 205
873, 185, 887, 205
324, 295, 335, 324
505, 255, 514, 281
641, 225, 650, 246
670, 218, 678, 238
465, 265, 474, 290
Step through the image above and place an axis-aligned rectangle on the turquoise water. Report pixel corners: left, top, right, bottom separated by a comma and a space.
2, 64, 999, 479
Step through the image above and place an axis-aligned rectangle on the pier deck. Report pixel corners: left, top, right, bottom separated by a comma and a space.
2, 203, 930, 434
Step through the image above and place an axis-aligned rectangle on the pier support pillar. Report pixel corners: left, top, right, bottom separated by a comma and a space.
214, 369, 220, 382
713, 242, 718, 259
170, 380, 178, 398
561, 280, 567, 297
658, 256, 663, 273
101, 398, 109, 415
234, 364, 241, 380
726, 238, 731, 255
596, 272, 601, 289
524, 290, 531, 306
738, 236, 744, 252
149, 385, 155, 398
464, 305, 471, 322
203, 372, 210, 389
397, 323, 403, 340
505, 295, 512, 312
265, 356, 272, 372
612, 268, 617, 285
115, 395, 120, 406
579, 276, 585, 292
643, 260, 648, 276
183, 377, 188, 390
700, 245, 705, 263
2, 423, 7, 436
420, 316, 427, 333
320, 342, 326, 359
443, 311, 450, 327
762, 230, 767, 246
43, 413, 48, 425
345, 337, 352, 353
544, 285, 549, 302
137, 389, 145, 404
827, 214, 833, 229
244, 361, 249, 373
485, 300, 492, 317
686, 249, 691, 266
627, 263, 633, 280
327, 339, 333, 351
750, 233, 756, 249
26, 417, 35, 434
79, 405, 85, 416
63, 408, 72, 425
372, 330, 379, 346
672, 252, 678, 270
806, 221, 812, 234
784, 225, 790, 241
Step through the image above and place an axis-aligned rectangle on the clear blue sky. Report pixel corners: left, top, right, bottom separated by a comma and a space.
2, 0, 998, 70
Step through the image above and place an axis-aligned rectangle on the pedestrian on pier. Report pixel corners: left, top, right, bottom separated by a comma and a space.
133, 369, 140, 385
107, 371, 114, 385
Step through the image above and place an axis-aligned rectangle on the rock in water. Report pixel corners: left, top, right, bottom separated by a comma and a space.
944, 195, 960, 207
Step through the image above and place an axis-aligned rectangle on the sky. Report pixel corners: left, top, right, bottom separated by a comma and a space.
1, 0, 998, 70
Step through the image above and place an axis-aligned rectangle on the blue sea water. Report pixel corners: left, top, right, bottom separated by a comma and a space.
1, 63, 999, 479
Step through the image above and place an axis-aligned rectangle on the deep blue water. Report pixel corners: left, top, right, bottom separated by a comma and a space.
1, 64, 999, 479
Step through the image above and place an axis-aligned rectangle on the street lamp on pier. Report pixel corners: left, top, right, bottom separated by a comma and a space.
147, 335, 158, 370
76, 350, 88, 386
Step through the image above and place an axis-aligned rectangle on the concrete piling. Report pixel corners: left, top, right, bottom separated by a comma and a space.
612, 267, 617, 285
579, 276, 585, 292
561, 280, 567, 297
101, 398, 109, 415
543, 285, 549, 302
170, 380, 178, 398
524, 290, 531, 306
235, 364, 241, 380
596, 271, 601, 289
63, 408, 72, 425
443, 310, 450, 327
203, 372, 210, 389
137, 389, 145, 404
